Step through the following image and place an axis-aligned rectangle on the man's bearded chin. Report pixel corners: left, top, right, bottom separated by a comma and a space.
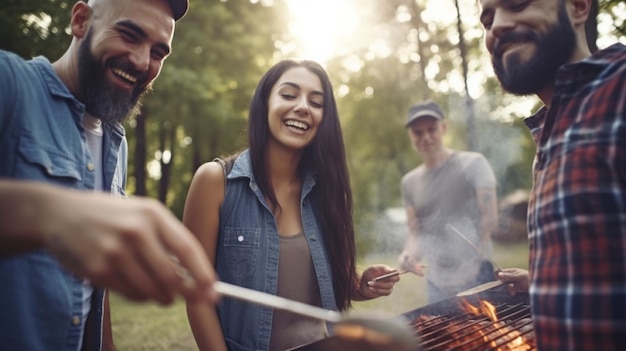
82, 82, 152, 126
76, 30, 153, 126
491, 4, 576, 96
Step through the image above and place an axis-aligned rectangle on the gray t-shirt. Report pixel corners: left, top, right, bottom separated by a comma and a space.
401, 151, 496, 288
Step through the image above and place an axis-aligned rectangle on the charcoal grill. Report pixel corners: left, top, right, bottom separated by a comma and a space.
291, 286, 534, 351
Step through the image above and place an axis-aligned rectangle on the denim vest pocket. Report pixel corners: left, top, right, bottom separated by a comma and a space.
16, 134, 82, 185
220, 227, 261, 284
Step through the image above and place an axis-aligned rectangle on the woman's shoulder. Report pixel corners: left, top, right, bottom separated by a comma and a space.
194, 160, 225, 180
188, 161, 228, 199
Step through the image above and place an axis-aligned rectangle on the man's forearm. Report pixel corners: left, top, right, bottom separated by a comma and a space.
480, 211, 498, 241
476, 187, 498, 242
0, 180, 56, 256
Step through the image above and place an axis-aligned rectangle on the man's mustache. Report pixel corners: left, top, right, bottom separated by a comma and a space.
493, 31, 536, 60
109, 58, 151, 87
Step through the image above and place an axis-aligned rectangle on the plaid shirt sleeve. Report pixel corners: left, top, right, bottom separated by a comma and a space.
524, 43, 626, 351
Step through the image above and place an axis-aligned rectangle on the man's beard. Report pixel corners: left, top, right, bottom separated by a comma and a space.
491, 2, 576, 96
76, 29, 152, 126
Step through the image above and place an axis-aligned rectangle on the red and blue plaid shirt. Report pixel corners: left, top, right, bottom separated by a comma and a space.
524, 43, 626, 351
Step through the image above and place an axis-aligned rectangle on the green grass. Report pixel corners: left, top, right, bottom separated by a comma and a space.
109, 295, 196, 350
110, 241, 529, 350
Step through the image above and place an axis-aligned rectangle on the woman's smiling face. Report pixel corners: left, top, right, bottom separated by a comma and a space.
267, 66, 325, 151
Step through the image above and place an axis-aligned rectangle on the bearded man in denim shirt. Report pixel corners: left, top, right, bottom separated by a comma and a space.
0, 0, 219, 350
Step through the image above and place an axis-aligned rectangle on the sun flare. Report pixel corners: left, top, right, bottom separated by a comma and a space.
284, 0, 361, 64
283, 0, 479, 65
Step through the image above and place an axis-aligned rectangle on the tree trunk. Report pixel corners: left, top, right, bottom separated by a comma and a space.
454, 0, 477, 151
408, 0, 428, 99
191, 125, 202, 174
134, 106, 148, 196
158, 122, 175, 204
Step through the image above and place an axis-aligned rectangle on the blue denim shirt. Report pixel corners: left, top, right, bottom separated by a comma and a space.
0, 51, 127, 351
217, 150, 337, 351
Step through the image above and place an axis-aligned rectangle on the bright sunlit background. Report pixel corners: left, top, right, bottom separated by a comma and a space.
284, 0, 362, 63
283, 0, 525, 111
284, 0, 483, 64
285, 0, 625, 65
283, 0, 625, 118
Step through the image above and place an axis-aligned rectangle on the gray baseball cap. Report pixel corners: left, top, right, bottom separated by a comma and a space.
405, 101, 444, 127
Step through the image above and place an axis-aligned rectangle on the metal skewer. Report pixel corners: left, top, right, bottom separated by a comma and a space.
368, 270, 408, 284
368, 266, 427, 284
445, 223, 503, 272
456, 280, 504, 296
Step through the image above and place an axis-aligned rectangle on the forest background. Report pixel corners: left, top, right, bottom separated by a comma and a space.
1, 0, 625, 349
3, 0, 625, 252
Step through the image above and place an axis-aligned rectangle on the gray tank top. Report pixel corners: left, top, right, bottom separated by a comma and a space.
269, 232, 328, 351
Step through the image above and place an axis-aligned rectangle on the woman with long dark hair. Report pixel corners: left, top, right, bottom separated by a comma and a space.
184, 59, 398, 351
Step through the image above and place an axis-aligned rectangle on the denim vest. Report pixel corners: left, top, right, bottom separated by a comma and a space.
217, 150, 337, 351
0, 51, 127, 351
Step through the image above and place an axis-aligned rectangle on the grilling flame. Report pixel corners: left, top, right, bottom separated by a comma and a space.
480, 299, 498, 322
460, 298, 532, 351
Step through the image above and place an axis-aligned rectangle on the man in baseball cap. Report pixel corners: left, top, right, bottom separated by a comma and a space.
405, 100, 445, 127
399, 100, 499, 303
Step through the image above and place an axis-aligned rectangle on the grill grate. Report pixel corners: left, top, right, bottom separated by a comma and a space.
290, 290, 535, 351
410, 300, 535, 350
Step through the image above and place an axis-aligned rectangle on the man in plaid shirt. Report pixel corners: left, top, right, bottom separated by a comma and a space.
478, 0, 626, 350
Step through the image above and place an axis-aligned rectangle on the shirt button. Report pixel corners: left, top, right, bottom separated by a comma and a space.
237, 235, 244, 242
72, 316, 81, 325
87, 163, 95, 171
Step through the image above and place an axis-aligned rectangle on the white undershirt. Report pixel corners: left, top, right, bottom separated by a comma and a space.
78, 114, 103, 350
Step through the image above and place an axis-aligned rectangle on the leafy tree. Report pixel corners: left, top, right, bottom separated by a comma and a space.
0, 0, 72, 59
324, 0, 502, 250
600, 0, 626, 38
588, 0, 626, 51
0, 0, 289, 218
126, 0, 289, 215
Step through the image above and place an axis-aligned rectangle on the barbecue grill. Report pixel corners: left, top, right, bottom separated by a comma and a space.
291, 286, 534, 351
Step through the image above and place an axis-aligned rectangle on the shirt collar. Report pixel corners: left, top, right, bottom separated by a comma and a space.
229, 149, 318, 193
523, 43, 626, 133
31, 56, 125, 135
32, 56, 77, 101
